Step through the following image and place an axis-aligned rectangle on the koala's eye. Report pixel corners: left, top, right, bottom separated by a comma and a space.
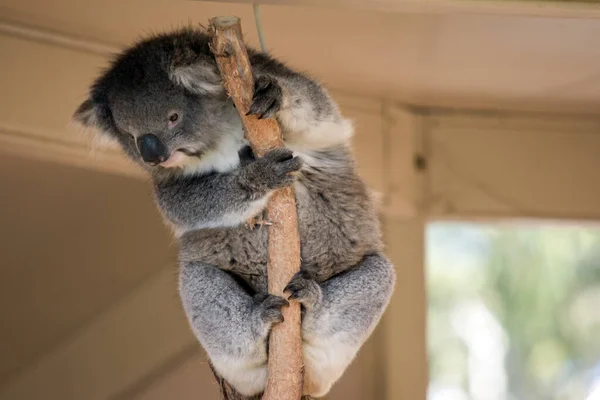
168, 112, 179, 124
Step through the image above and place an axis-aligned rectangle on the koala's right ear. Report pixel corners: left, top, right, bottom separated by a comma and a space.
71, 98, 118, 148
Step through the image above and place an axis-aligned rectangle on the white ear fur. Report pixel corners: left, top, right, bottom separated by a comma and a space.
72, 99, 98, 127
169, 63, 224, 95
70, 99, 119, 149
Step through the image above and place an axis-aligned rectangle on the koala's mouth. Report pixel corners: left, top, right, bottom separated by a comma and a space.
159, 148, 203, 168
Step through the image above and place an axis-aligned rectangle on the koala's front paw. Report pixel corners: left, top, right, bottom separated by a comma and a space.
242, 148, 303, 192
246, 75, 282, 119
254, 293, 289, 325
284, 270, 323, 310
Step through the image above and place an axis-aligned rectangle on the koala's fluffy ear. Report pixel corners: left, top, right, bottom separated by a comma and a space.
73, 99, 100, 128
169, 49, 224, 95
71, 98, 118, 148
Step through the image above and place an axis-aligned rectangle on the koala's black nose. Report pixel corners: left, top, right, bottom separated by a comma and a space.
137, 134, 169, 165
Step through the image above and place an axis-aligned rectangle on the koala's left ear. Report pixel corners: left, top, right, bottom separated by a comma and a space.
169, 51, 224, 95
72, 99, 100, 128
71, 98, 118, 148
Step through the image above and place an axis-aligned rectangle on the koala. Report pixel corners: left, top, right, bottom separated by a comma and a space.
73, 28, 395, 398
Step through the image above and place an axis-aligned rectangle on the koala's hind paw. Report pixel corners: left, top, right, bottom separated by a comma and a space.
284, 270, 323, 310
254, 294, 289, 325
246, 75, 282, 119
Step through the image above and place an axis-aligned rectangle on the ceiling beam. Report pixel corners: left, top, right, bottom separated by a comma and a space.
0, 28, 144, 180
0, 18, 119, 56
215, 0, 600, 19
0, 125, 144, 180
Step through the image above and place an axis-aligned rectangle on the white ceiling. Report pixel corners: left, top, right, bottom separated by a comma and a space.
1, 0, 600, 114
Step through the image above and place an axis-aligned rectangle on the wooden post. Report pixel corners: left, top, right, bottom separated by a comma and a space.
208, 16, 304, 400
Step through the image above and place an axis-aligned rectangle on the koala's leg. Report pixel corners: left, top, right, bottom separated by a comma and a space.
284, 253, 396, 398
248, 54, 352, 150
179, 261, 288, 396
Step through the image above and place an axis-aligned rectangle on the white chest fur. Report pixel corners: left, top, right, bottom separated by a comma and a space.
180, 133, 247, 176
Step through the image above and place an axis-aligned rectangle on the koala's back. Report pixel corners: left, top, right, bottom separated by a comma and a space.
179, 147, 382, 293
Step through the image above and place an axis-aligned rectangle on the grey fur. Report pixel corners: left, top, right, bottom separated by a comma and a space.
73, 28, 395, 398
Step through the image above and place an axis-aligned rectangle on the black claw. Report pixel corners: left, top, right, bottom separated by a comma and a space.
253, 292, 269, 304
300, 270, 315, 279
261, 109, 277, 119
246, 104, 258, 116
267, 297, 290, 309
255, 75, 272, 92
266, 148, 294, 162
284, 282, 299, 293
288, 292, 301, 301
280, 299, 290, 308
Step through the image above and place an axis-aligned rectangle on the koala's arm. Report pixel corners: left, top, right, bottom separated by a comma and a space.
248, 53, 352, 150
154, 148, 301, 232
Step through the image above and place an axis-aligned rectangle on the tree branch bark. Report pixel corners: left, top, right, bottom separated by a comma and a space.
208, 16, 304, 400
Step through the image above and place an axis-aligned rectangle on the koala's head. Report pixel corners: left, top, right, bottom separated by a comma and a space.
73, 29, 241, 172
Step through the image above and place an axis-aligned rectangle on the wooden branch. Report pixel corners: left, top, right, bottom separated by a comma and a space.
208, 16, 304, 400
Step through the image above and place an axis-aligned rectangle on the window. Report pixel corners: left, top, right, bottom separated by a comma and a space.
426, 222, 600, 400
